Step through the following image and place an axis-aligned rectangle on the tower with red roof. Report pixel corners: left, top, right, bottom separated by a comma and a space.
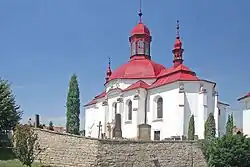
84, 1, 229, 140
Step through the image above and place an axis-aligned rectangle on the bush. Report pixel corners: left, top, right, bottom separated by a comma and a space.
12, 124, 42, 167
200, 134, 250, 167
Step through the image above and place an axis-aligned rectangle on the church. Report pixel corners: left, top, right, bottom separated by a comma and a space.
84, 6, 230, 140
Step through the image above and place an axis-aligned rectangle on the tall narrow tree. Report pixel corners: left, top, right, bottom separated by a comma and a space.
66, 74, 80, 135
0, 79, 22, 132
204, 112, 216, 139
226, 114, 234, 135
188, 115, 195, 140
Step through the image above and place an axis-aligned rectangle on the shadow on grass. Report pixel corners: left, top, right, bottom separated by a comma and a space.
0, 147, 16, 160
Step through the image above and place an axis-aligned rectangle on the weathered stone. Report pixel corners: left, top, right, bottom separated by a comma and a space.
113, 114, 122, 138
138, 124, 151, 140
34, 128, 207, 167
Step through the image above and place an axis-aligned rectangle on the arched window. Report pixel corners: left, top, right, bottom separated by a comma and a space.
128, 100, 132, 120
157, 97, 163, 118
137, 40, 144, 54
131, 42, 136, 55
144, 42, 150, 55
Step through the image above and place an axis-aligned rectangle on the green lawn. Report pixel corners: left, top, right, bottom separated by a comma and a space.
0, 159, 41, 167
0, 148, 47, 167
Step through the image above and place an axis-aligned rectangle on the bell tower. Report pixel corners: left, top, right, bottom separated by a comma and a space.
129, 0, 152, 59
172, 20, 184, 67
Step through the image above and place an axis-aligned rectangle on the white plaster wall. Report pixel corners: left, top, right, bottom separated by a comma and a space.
85, 104, 100, 138
148, 82, 180, 140
231, 109, 243, 130
183, 83, 200, 138
178, 81, 214, 139
85, 79, 217, 140
217, 103, 228, 137
241, 98, 250, 137
243, 109, 250, 137
121, 91, 139, 139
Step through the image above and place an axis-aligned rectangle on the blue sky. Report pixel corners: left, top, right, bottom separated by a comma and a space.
0, 0, 249, 128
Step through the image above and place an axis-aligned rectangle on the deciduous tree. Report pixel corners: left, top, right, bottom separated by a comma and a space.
66, 74, 80, 135
13, 124, 42, 167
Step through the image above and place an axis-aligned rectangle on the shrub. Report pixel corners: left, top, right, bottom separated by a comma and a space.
12, 124, 42, 167
200, 134, 250, 166
188, 115, 195, 140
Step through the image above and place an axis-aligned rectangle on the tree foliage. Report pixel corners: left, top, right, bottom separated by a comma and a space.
0, 79, 22, 132
188, 114, 195, 140
200, 134, 250, 167
226, 114, 234, 136
48, 121, 54, 131
204, 112, 216, 139
13, 124, 42, 167
66, 74, 80, 135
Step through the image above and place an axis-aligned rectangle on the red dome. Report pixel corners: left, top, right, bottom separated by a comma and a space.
108, 56, 165, 81
131, 23, 150, 36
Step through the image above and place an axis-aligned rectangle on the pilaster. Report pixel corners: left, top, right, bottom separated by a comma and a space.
178, 83, 185, 137
133, 90, 140, 125
198, 84, 207, 139
102, 99, 108, 137
213, 90, 219, 137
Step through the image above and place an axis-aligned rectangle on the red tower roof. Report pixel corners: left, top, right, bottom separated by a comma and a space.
131, 23, 150, 36
108, 56, 165, 81
237, 92, 250, 101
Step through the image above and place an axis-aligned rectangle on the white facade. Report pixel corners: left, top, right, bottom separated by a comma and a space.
239, 97, 250, 137
84, 78, 229, 140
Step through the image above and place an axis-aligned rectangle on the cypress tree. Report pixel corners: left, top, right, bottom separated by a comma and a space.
0, 79, 22, 132
204, 112, 216, 139
226, 114, 234, 135
188, 114, 195, 140
66, 74, 80, 135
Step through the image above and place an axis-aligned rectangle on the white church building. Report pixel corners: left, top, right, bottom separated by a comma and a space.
84, 9, 230, 140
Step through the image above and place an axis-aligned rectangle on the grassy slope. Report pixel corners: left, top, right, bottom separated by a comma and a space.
0, 148, 42, 167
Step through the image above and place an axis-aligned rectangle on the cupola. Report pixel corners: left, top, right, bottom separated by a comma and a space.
129, 0, 152, 60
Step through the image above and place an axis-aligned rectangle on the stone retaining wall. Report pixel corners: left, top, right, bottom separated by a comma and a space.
35, 129, 207, 167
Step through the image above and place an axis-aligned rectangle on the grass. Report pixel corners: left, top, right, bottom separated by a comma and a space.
0, 147, 46, 167
0, 159, 41, 167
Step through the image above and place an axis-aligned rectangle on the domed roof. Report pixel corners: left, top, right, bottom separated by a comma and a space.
108, 56, 165, 81
131, 23, 150, 36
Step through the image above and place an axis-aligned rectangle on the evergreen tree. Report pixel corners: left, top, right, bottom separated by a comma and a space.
188, 115, 195, 140
204, 112, 216, 139
66, 74, 80, 135
226, 114, 234, 135
48, 121, 54, 131
0, 79, 22, 132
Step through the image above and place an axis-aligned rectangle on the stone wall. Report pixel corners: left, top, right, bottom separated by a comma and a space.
35, 129, 207, 167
